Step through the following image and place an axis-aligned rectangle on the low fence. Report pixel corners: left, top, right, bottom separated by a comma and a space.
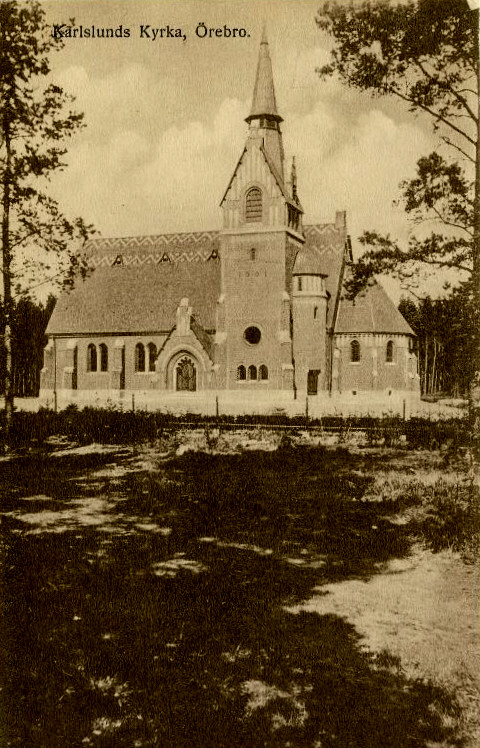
33, 389, 468, 422
4, 404, 470, 451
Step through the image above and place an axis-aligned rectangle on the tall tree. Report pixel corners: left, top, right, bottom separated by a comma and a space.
399, 290, 477, 396
0, 1, 91, 443
316, 0, 479, 403
0, 294, 55, 397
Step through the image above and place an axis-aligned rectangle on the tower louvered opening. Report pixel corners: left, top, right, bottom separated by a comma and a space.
245, 187, 263, 223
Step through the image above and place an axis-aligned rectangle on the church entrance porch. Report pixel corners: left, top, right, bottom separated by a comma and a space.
164, 350, 202, 392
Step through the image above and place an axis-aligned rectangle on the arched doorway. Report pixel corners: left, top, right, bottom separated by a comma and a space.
175, 356, 197, 392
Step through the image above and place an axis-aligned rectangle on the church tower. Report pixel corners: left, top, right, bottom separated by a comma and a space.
215, 30, 304, 393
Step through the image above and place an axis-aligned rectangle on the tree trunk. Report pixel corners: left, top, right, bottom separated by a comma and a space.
423, 335, 430, 395
470, 8, 480, 430
2, 111, 13, 448
431, 336, 438, 395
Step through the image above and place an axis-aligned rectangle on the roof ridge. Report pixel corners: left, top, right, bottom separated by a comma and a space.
86, 223, 336, 249
86, 230, 220, 247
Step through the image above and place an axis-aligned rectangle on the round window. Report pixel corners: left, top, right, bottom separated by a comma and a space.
244, 326, 261, 345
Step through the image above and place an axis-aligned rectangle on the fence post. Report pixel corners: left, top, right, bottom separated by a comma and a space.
132, 393, 135, 412
403, 398, 406, 422
216, 394, 221, 434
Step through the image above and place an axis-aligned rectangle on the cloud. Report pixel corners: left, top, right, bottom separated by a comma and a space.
50, 60, 435, 250
54, 63, 179, 140
284, 103, 435, 247
51, 85, 248, 235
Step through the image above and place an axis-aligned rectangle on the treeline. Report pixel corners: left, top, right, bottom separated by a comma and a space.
0, 296, 56, 397
399, 288, 477, 398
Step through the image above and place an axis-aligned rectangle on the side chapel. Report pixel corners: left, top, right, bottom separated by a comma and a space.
41, 32, 419, 407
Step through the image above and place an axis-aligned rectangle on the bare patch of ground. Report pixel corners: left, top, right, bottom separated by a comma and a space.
287, 545, 479, 746
1, 439, 478, 747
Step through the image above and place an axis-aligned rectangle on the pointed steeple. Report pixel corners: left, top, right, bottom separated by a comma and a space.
245, 28, 283, 124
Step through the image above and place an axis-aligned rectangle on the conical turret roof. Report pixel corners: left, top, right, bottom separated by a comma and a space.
246, 29, 283, 123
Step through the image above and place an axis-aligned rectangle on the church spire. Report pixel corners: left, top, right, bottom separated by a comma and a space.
245, 29, 285, 181
245, 28, 283, 124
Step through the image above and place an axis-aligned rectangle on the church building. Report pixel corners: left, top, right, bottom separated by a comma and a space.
41, 33, 419, 412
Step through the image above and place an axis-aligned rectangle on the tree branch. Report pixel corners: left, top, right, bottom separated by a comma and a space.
441, 136, 475, 163
415, 58, 478, 124
390, 84, 476, 148
413, 256, 471, 273
429, 205, 474, 236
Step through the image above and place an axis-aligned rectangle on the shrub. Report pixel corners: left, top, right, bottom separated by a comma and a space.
3, 407, 470, 453
407, 479, 480, 562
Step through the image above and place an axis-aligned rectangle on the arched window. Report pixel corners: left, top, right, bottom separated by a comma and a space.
314, 306, 318, 319
259, 364, 268, 380
148, 343, 157, 372
99, 343, 108, 372
298, 277, 302, 291
248, 365, 257, 381
350, 339, 361, 363
87, 343, 97, 372
135, 343, 145, 372
386, 340, 394, 363
250, 247, 256, 261
245, 187, 262, 223
237, 365, 246, 381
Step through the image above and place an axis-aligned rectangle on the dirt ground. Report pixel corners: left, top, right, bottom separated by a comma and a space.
1, 434, 478, 747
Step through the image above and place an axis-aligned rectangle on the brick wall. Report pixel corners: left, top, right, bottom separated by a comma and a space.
220, 230, 298, 390
334, 333, 418, 394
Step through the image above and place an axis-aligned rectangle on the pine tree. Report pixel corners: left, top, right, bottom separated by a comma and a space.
0, 1, 92, 444
317, 0, 479, 412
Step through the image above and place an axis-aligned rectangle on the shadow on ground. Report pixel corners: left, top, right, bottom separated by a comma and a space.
0, 445, 462, 747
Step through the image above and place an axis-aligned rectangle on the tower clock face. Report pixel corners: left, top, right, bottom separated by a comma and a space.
244, 326, 261, 345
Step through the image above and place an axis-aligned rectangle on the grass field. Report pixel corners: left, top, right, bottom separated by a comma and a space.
1, 434, 478, 747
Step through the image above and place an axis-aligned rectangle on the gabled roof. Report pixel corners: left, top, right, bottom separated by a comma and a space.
48, 223, 401, 341
191, 318, 214, 360
260, 143, 289, 203
47, 238, 220, 335
220, 142, 289, 207
335, 280, 415, 336
84, 231, 219, 267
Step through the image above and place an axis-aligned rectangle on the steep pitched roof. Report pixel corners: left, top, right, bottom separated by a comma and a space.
191, 318, 214, 360
246, 29, 282, 124
335, 280, 415, 336
295, 222, 348, 328
47, 233, 220, 335
48, 223, 395, 340
84, 231, 219, 267
220, 143, 290, 206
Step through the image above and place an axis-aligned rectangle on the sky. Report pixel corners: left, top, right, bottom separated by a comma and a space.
30, 0, 468, 297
